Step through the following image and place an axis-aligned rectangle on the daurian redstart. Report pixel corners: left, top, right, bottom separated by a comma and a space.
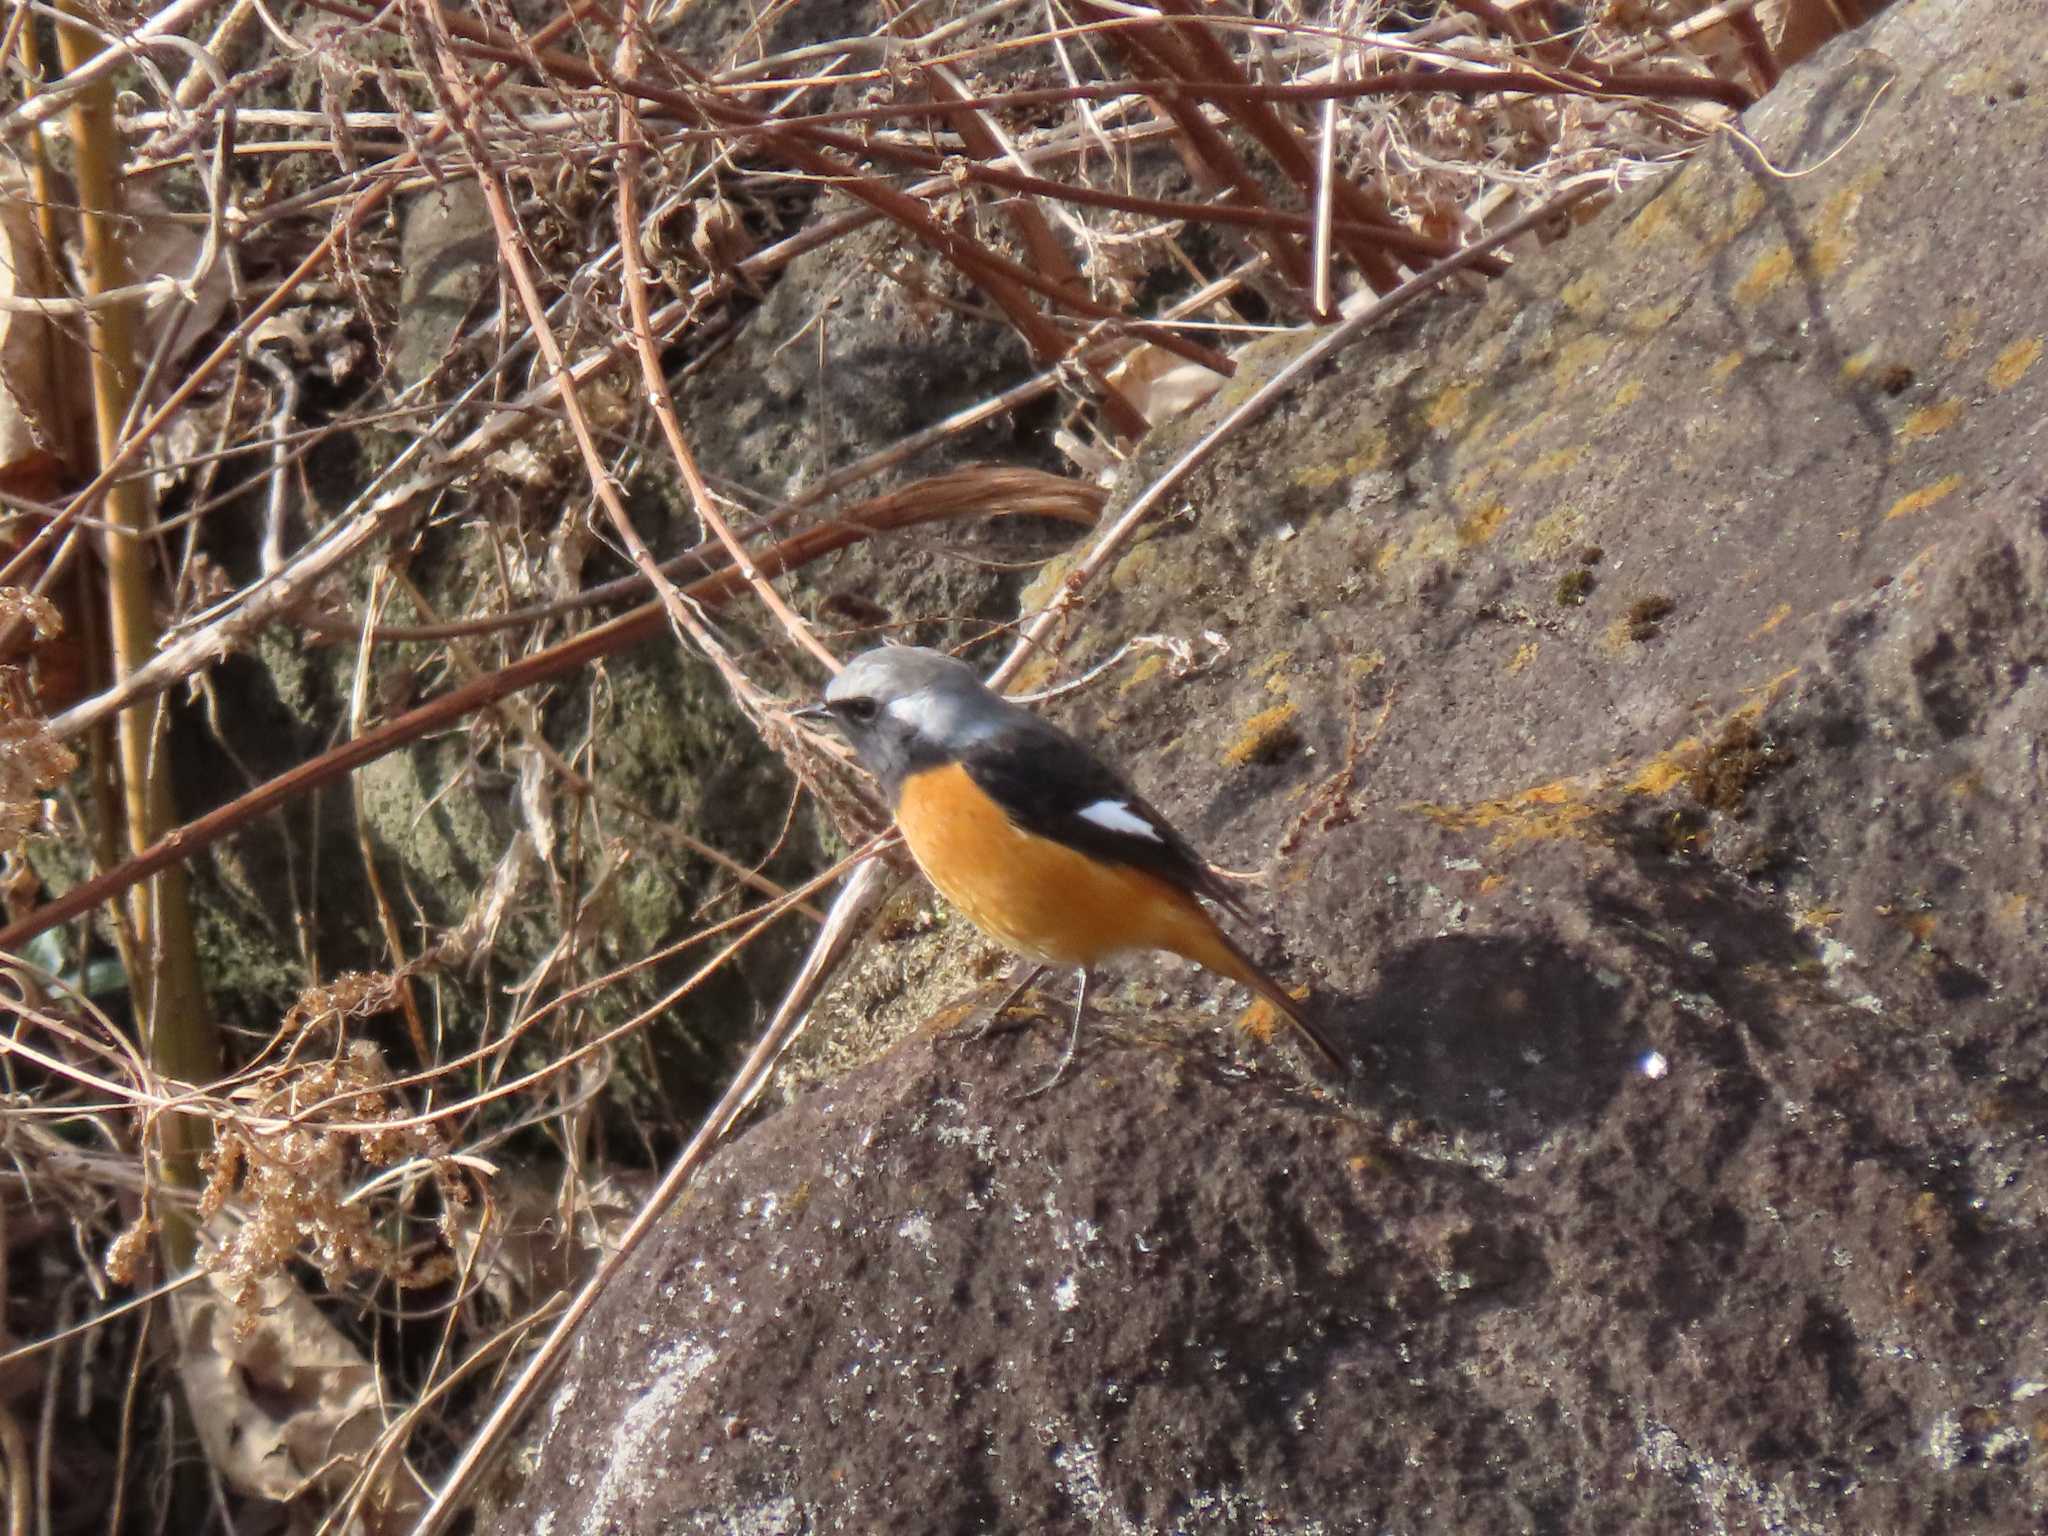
805, 646, 1346, 1084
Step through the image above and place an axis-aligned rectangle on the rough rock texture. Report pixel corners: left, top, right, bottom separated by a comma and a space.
490, 1, 2048, 1530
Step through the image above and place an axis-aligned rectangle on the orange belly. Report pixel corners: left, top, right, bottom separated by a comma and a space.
894, 761, 1227, 971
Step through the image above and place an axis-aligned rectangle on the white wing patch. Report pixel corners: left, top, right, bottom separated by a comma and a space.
1076, 799, 1163, 842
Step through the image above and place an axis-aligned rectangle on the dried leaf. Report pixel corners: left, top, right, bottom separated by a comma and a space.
174, 1269, 423, 1531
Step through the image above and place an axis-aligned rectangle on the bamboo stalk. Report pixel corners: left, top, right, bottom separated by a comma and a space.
55, 0, 218, 1267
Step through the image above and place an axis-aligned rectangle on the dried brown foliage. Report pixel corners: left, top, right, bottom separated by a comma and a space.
199, 977, 462, 1317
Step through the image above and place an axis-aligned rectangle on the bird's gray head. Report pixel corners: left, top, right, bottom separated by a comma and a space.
814, 646, 1020, 796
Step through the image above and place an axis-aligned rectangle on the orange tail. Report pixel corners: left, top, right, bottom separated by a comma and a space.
1155, 898, 1350, 1074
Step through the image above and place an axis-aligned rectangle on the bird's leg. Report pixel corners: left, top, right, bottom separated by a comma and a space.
952, 962, 1048, 1043
1019, 967, 1092, 1099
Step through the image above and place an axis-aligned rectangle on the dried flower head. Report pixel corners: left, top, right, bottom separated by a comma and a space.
203, 1004, 461, 1322
105, 1213, 158, 1286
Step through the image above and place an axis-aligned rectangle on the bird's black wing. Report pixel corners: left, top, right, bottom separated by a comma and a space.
956, 715, 1248, 918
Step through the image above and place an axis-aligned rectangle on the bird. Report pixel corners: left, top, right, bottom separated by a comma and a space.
800, 644, 1347, 1090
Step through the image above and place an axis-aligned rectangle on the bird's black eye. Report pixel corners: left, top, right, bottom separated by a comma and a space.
836, 696, 879, 724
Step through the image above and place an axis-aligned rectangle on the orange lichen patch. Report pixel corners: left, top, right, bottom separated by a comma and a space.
1119, 653, 1167, 694
1507, 641, 1539, 675
1635, 688, 1796, 814
1522, 446, 1584, 480
1010, 651, 1063, 694
1223, 702, 1301, 767
1808, 174, 1874, 270
1625, 747, 1698, 797
1840, 343, 1882, 381
1415, 675, 1799, 848
1734, 245, 1795, 304
1900, 400, 1963, 440
1454, 459, 1509, 503
1742, 666, 1802, 702
1727, 179, 1768, 230
1560, 272, 1608, 318
1993, 891, 2032, 931
1426, 383, 1477, 434
1988, 336, 2042, 392
1797, 907, 1844, 930
1465, 404, 1507, 444
1622, 297, 1684, 335
1551, 334, 1614, 390
1890, 910, 1939, 945
1293, 430, 1393, 489
1607, 378, 1645, 412
1623, 193, 1674, 247
1495, 412, 1555, 456
1411, 778, 1602, 850
1347, 649, 1386, 680
1477, 874, 1505, 896
1234, 995, 1285, 1045
1456, 501, 1510, 547
1899, 543, 1944, 583
1710, 350, 1746, 384
1807, 230, 1850, 278
1514, 505, 1586, 562
1749, 603, 1793, 640
1885, 474, 1965, 520
1395, 517, 1461, 566
1256, 649, 1295, 678
1942, 305, 1981, 364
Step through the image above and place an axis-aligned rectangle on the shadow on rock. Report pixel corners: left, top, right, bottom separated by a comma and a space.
1341, 932, 1633, 1148
1590, 802, 1825, 1052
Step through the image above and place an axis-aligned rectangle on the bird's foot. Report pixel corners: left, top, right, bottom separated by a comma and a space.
1015, 968, 1092, 1100
946, 964, 1048, 1045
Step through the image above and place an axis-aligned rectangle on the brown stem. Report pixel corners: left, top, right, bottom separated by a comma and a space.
1145, 0, 1405, 293
56, 0, 216, 1265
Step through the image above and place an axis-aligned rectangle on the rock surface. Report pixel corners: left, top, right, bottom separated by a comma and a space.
489, 1, 2048, 1530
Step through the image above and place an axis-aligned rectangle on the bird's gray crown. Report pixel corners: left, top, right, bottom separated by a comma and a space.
824, 645, 981, 710
819, 646, 1023, 791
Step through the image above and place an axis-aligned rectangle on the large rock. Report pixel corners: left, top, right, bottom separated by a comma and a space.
489, 1, 2048, 1530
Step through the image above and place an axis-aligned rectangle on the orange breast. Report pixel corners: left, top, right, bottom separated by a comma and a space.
894, 761, 1227, 970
